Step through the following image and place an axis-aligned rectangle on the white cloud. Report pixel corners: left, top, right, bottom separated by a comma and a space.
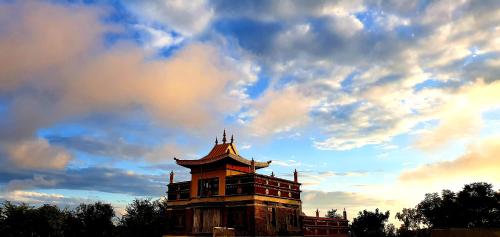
125, 0, 214, 36
134, 24, 184, 49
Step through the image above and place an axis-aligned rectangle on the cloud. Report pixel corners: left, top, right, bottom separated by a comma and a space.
46, 134, 197, 163
0, 1, 110, 91
0, 1, 247, 169
0, 166, 167, 197
212, 0, 365, 21
287, 170, 368, 187
416, 80, 500, 150
247, 86, 315, 136
401, 135, 500, 184
125, 0, 214, 36
5, 175, 58, 191
301, 190, 403, 222
213, 0, 499, 150
5, 138, 72, 170
133, 24, 184, 49
0, 190, 116, 211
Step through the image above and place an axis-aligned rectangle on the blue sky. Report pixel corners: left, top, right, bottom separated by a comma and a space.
0, 0, 499, 220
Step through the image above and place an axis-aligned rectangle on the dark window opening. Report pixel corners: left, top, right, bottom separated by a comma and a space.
198, 178, 219, 197
272, 208, 276, 227
228, 208, 246, 228
293, 210, 298, 227
174, 214, 184, 227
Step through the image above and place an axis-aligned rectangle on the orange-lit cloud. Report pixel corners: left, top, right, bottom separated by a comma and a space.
402, 136, 500, 183
247, 86, 314, 136
0, 1, 244, 169
416, 80, 500, 150
5, 138, 72, 170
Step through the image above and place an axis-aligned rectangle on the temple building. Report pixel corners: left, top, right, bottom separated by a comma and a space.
165, 131, 348, 236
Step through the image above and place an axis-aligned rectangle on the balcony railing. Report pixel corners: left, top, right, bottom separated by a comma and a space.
167, 173, 301, 201
167, 181, 191, 200
226, 173, 301, 200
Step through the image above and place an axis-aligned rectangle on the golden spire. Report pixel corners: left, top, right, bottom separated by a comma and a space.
222, 129, 227, 144
230, 134, 234, 144
215, 136, 218, 145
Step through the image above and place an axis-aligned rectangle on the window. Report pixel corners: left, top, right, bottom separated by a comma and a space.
228, 208, 246, 227
267, 207, 277, 228
198, 178, 219, 197
174, 214, 184, 227
293, 210, 298, 227
271, 208, 276, 227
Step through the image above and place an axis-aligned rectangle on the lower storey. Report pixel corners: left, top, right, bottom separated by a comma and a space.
166, 200, 302, 236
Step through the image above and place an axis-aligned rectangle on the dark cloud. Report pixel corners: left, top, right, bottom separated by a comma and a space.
47, 135, 150, 160
0, 166, 167, 197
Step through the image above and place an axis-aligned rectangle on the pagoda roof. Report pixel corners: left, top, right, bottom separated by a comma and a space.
174, 142, 271, 169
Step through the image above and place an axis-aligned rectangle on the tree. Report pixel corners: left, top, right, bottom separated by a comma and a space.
416, 192, 442, 228
415, 182, 500, 229
33, 204, 65, 237
118, 198, 169, 237
395, 208, 422, 231
0, 201, 37, 237
384, 223, 397, 237
74, 202, 115, 237
351, 208, 390, 237
457, 182, 499, 228
325, 209, 341, 218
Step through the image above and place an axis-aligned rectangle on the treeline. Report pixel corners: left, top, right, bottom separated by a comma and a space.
0, 199, 168, 237
350, 182, 500, 237
1, 182, 499, 237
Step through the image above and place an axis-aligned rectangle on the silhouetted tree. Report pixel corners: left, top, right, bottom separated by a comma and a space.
351, 208, 390, 237
118, 198, 169, 237
33, 204, 66, 237
384, 223, 397, 237
415, 182, 499, 229
395, 207, 430, 237
457, 182, 499, 228
74, 202, 115, 237
0, 201, 37, 237
60, 208, 83, 237
325, 209, 341, 218
395, 208, 423, 230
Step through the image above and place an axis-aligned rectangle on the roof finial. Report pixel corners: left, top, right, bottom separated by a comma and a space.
222, 129, 227, 144
251, 157, 255, 173
230, 134, 234, 144
169, 170, 174, 184
215, 136, 218, 145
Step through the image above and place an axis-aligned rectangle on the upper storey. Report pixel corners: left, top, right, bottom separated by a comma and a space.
174, 130, 271, 172
168, 131, 300, 201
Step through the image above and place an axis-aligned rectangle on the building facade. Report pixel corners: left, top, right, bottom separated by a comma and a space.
165, 131, 348, 236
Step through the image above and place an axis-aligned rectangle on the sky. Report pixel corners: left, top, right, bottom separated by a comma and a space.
0, 0, 499, 223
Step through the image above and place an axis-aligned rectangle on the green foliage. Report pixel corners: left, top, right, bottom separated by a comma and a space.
351, 208, 390, 237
